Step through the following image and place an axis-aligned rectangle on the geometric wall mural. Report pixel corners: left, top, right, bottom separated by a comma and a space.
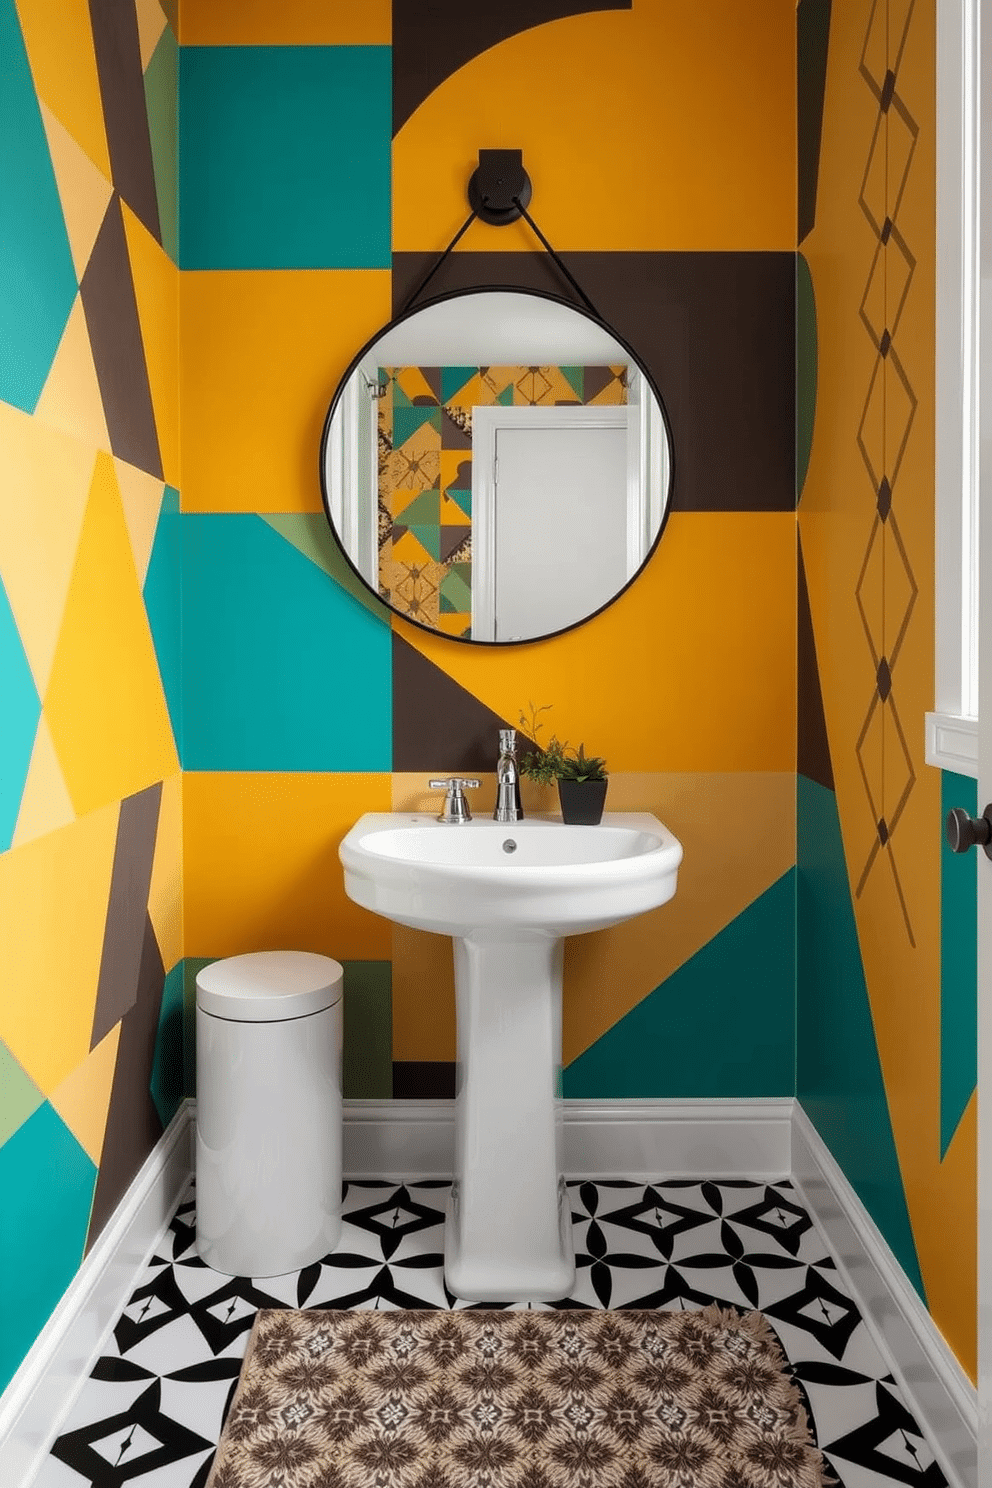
0, 0, 181, 1396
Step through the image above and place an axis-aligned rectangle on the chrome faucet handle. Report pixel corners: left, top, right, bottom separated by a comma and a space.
428, 778, 480, 823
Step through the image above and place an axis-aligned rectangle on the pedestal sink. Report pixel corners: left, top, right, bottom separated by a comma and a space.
339, 811, 682, 1302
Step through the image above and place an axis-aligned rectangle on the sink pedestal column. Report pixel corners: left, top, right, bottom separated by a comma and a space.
444, 930, 574, 1303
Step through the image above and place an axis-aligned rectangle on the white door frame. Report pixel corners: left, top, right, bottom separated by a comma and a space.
323, 375, 379, 589
973, 0, 991, 1473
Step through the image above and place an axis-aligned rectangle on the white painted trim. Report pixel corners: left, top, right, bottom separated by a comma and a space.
341, 1097, 793, 1181
925, 710, 980, 776
935, 0, 981, 725
791, 1103, 977, 1488
0, 1101, 194, 1488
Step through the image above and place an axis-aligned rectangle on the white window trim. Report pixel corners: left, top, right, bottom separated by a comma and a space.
926, 0, 981, 775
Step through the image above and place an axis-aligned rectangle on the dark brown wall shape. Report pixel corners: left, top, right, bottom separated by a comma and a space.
797, 0, 832, 245
392, 251, 796, 512
393, 1061, 457, 1098
86, 915, 166, 1249
80, 196, 164, 480
90, 782, 163, 1049
88, 0, 162, 242
393, 632, 518, 771
392, 0, 632, 135
798, 535, 834, 790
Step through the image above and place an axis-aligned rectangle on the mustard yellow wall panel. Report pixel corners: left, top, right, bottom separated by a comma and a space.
391, 922, 457, 1064
393, 0, 795, 253
400, 512, 796, 774
114, 460, 168, 587
122, 203, 179, 489
180, 0, 390, 46
179, 269, 391, 513
182, 772, 393, 961
147, 769, 182, 973
34, 296, 112, 453
16, 0, 111, 179
0, 404, 95, 697
0, 800, 119, 1093
389, 771, 795, 1064
38, 101, 114, 282
135, 0, 168, 71
47, 1023, 121, 1166
934, 1094, 977, 1377
44, 451, 179, 817
11, 714, 75, 850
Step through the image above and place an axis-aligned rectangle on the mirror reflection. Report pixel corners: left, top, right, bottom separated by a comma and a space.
319, 289, 672, 644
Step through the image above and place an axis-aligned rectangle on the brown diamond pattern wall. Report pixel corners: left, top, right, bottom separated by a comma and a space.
851, 0, 920, 944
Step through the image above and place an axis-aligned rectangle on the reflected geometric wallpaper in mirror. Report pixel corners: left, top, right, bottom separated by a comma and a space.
379, 364, 628, 635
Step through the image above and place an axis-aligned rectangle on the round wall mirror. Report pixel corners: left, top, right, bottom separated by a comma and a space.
319, 287, 673, 645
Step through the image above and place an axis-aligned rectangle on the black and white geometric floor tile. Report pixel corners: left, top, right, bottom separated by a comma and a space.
36, 1178, 947, 1488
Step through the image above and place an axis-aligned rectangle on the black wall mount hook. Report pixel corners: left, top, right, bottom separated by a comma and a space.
397, 147, 601, 321
467, 149, 532, 225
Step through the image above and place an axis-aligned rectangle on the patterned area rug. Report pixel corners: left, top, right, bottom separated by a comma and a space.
206, 1305, 832, 1488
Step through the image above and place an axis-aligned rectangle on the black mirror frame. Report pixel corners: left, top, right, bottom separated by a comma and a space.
318, 283, 676, 647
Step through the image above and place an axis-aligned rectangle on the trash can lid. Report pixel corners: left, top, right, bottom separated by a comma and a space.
196, 951, 343, 1021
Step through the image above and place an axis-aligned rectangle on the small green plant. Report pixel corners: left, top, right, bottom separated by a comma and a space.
557, 743, 608, 783
516, 704, 608, 784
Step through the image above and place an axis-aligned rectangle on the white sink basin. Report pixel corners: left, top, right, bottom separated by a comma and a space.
338, 809, 683, 1304
340, 811, 682, 937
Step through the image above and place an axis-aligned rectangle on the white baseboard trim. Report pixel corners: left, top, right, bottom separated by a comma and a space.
342, 1096, 794, 1180
791, 1102, 978, 1488
1, 1096, 977, 1488
0, 1100, 194, 1488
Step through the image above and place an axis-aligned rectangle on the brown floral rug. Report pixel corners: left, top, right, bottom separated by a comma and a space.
206, 1306, 833, 1488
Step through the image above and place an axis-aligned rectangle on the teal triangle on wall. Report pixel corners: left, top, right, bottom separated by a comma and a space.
393, 404, 441, 447
563, 871, 796, 1099
797, 774, 927, 1301
0, 1102, 97, 1393
445, 487, 472, 518
259, 513, 391, 624
407, 524, 441, 560
440, 366, 478, 402
561, 366, 584, 399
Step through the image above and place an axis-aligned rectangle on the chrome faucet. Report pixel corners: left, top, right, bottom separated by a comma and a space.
429, 777, 479, 823
493, 729, 524, 823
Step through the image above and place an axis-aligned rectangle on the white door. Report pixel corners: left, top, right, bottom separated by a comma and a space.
493, 423, 629, 642
471, 406, 635, 642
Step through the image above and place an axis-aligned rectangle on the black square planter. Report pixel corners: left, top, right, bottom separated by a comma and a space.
557, 778, 608, 825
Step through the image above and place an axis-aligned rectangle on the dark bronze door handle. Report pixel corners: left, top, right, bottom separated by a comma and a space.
945, 805, 992, 858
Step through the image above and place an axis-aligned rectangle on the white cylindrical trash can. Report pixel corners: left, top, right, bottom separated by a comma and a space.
195, 950, 343, 1277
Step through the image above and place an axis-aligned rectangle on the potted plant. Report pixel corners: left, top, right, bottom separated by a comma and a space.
555, 743, 609, 825
517, 705, 609, 825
